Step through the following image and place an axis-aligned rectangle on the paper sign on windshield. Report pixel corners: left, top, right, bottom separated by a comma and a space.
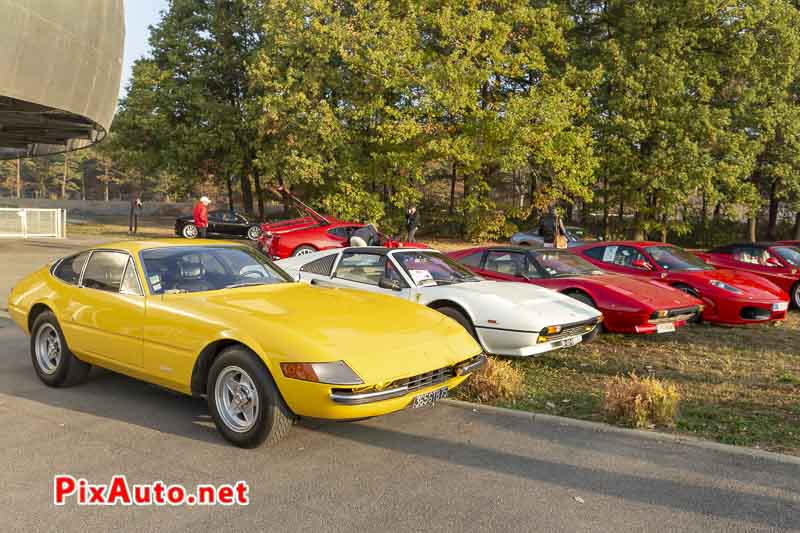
408, 269, 434, 285
602, 246, 618, 262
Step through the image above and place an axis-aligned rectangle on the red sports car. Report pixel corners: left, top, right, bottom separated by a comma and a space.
572, 241, 790, 325
258, 191, 422, 259
694, 242, 800, 308
449, 246, 703, 334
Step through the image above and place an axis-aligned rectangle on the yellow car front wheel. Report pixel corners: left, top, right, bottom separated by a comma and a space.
207, 346, 294, 448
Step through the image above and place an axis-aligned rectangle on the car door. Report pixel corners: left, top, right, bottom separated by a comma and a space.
206, 210, 224, 234
325, 225, 362, 247
725, 245, 786, 282
477, 250, 530, 282
67, 251, 145, 368
332, 251, 413, 299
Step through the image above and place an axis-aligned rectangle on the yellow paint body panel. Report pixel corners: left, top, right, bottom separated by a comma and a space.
8, 240, 482, 419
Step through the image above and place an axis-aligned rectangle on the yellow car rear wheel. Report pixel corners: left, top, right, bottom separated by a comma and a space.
207, 345, 294, 448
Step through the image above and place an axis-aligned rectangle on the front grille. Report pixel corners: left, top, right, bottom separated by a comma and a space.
538, 319, 599, 343
650, 306, 698, 320
389, 366, 455, 392
740, 307, 771, 321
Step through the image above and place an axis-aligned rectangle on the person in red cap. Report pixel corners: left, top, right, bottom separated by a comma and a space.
193, 196, 211, 238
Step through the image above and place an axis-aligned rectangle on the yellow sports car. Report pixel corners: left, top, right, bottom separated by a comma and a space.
7, 240, 485, 447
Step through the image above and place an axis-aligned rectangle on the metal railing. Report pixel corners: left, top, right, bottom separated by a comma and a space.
0, 208, 66, 238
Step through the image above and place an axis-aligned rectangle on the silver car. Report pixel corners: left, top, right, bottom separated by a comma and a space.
510, 225, 591, 248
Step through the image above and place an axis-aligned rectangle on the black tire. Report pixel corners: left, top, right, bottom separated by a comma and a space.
182, 223, 199, 239
207, 346, 294, 448
246, 225, 262, 241
790, 282, 800, 310
291, 245, 317, 257
30, 311, 90, 387
436, 306, 479, 341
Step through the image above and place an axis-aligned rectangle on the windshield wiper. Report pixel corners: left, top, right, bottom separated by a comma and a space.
223, 281, 268, 289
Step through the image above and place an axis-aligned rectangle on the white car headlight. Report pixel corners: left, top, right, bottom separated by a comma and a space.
280, 361, 363, 385
709, 279, 743, 294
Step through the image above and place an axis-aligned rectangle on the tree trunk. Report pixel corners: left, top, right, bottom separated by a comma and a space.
226, 176, 234, 211
62, 155, 68, 199
793, 211, 800, 240
700, 190, 707, 246
747, 216, 757, 242
16, 158, 21, 198
104, 160, 110, 202
239, 174, 253, 214
449, 162, 457, 215
766, 179, 780, 240
252, 171, 264, 219
602, 173, 609, 239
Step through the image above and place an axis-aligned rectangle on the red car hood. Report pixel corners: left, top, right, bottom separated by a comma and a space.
589, 274, 702, 309
667, 269, 787, 299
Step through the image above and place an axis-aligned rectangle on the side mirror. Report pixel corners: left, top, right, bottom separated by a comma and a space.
766, 257, 782, 267
632, 258, 652, 270
378, 277, 403, 291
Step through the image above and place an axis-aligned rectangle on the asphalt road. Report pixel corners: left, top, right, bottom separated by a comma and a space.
1, 238, 799, 532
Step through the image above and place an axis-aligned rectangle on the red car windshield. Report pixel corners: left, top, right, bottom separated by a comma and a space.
774, 246, 800, 267
394, 251, 482, 286
533, 251, 603, 277
645, 246, 713, 271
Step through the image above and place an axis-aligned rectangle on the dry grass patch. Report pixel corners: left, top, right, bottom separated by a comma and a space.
603, 373, 680, 428
456, 357, 525, 404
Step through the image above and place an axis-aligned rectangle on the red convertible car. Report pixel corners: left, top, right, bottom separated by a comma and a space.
258, 191, 422, 259
572, 241, 790, 325
694, 242, 800, 308
449, 246, 703, 334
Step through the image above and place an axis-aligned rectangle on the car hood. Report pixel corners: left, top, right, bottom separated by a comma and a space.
667, 269, 787, 299
161, 283, 481, 384
421, 280, 601, 330
588, 274, 702, 309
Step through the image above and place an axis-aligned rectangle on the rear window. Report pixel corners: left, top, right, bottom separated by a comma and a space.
53, 251, 90, 285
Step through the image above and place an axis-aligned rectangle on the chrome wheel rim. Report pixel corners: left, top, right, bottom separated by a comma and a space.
294, 247, 314, 256
247, 227, 261, 240
214, 366, 259, 433
183, 225, 198, 239
35, 323, 61, 375
794, 287, 800, 308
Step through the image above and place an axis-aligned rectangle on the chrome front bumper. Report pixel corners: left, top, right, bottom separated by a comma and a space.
330, 354, 487, 406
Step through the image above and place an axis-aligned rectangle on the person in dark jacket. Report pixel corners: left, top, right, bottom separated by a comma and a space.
405, 206, 419, 242
129, 194, 143, 235
350, 224, 380, 247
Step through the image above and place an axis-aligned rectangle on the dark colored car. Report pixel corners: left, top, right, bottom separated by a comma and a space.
175, 210, 262, 241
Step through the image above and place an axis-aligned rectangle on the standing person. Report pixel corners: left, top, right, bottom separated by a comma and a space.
405, 206, 419, 242
129, 193, 143, 235
193, 196, 211, 238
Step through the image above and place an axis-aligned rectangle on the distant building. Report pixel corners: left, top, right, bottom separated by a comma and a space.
0, 0, 124, 159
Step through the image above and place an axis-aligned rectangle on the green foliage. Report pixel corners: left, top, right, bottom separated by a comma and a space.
320, 183, 385, 224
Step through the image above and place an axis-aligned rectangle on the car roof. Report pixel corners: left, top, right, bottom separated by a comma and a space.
580, 240, 666, 248
90, 239, 247, 253
713, 242, 780, 249
339, 246, 433, 255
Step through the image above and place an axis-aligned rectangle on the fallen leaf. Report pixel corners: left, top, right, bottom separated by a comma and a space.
574, 496, 585, 504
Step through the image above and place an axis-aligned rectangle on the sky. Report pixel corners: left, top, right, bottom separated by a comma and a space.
121, 0, 168, 98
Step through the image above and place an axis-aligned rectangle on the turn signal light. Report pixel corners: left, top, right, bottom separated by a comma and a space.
544, 325, 562, 335
280, 363, 319, 382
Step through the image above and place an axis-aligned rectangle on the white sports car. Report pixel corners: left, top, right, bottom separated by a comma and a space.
277, 247, 603, 357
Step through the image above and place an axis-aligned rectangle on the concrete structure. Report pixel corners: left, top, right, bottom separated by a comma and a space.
0, 0, 124, 159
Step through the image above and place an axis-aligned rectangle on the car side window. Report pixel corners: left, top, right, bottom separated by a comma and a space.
81, 251, 129, 292
612, 246, 651, 270
385, 260, 407, 286
335, 253, 385, 285
221, 212, 238, 223
53, 251, 89, 285
583, 246, 606, 261
208, 211, 223, 222
120, 258, 143, 296
731, 246, 777, 267
458, 251, 484, 268
485, 251, 529, 276
327, 226, 359, 239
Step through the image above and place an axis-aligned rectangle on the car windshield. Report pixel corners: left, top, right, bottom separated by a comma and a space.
774, 246, 800, 267
139, 246, 291, 294
393, 251, 482, 286
644, 246, 713, 271
532, 251, 603, 277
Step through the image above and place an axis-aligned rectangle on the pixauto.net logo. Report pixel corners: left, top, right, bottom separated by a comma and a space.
53, 475, 250, 507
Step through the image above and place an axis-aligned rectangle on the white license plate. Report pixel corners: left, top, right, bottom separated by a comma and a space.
772, 302, 788, 312
656, 322, 676, 333
412, 386, 448, 408
554, 335, 582, 349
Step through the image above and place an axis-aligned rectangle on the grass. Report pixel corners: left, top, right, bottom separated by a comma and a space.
68, 216, 175, 240
492, 313, 800, 455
